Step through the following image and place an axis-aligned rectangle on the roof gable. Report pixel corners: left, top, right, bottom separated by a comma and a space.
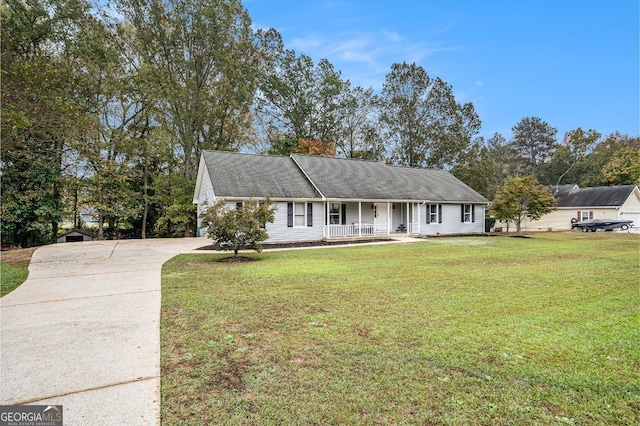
554, 184, 637, 207
201, 151, 320, 199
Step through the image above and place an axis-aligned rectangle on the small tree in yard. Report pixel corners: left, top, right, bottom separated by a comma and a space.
201, 199, 276, 257
491, 175, 556, 236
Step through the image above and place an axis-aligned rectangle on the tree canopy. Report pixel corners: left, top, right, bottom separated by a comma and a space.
491, 176, 556, 236
2, 0, 637, 248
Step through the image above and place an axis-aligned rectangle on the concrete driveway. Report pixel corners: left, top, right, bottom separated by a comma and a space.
0, 238, 207, 425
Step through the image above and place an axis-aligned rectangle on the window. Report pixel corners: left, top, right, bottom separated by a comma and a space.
578, 210, 593, 221
461, 204, 475, 223
235, 201, 243, 210
427, 204, 442, 224
287, 202, 313, 227
428, 204, 438, 224
294, 202, 306, 226
329, 203, 341, 224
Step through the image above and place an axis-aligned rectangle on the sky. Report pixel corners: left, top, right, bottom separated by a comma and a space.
244, 0, 639, 141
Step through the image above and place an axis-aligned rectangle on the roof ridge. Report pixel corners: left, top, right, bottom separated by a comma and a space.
291, 153, 447, 172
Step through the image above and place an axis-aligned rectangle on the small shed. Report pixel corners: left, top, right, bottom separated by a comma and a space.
57, 229, 97, 243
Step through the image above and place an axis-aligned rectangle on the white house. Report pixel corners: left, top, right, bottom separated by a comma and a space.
193, 151, 489, 242
524, 184, 640, 231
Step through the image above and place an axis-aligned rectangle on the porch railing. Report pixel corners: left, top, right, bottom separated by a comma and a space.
326, 224, 376, 238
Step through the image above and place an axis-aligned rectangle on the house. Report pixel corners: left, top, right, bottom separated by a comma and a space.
193, 151, 489, 242
524, 184, 640, 231
56, 229, 98, 243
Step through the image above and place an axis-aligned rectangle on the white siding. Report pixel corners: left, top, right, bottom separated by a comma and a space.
266, 201, 325, 242
419, 204, 485, 235
196, 165, 216, 235
526, 207, 619, 231
343, 202, 376, 225
620, 189, 640, 227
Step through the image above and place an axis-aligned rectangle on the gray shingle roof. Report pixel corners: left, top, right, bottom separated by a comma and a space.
291, 154, 488, 202
201, 151, 488, 203
201, 151, 320, 199
553, 184, 636, 207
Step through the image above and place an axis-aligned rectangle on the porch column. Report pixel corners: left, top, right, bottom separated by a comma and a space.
406, 202, 410, 234
358, 202, 362, 237
417, 203, 421, 234
325, 201, 329, 238
387, 202, 391, 235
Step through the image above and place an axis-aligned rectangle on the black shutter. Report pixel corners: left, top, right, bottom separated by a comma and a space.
426, 205, 431, 224
472, 205, 476, 222
287, 203, 293, 227
307, 203, 313, 227
461, 205, 465, 222
341, 204, 347, 225
438, 205, 442, 223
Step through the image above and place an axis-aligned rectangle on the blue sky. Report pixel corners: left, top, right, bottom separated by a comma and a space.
245, 0, 639, 141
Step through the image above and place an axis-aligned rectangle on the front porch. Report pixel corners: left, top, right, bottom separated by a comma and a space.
323, 201, 421, 239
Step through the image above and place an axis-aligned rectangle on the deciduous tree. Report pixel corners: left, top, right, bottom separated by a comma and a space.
380, 62, 480, 168
491, 175, 556, 236
451, 138, 496, 199
256, 49, 346, 154
602, 147, 640, 186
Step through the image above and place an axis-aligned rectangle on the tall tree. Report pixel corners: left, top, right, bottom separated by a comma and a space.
256, 49, 346, 155
602, 147, 640, 186
510, 116, 558, 179
117, 0, 261, 179
1, 0, 103, 247
451, 137, 496, 199
578, 132, 639, 187
486, 132, 518, 190
334, 85, 385, 160
379, 62, 481, 168
546, 128, 600, 186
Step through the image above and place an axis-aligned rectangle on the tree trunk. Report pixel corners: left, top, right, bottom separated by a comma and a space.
141, 162, 148, 239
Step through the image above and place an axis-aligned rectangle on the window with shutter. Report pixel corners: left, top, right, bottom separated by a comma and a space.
462, 204, 472, 223
427, 204, 438, 224
287, 203, 293, 227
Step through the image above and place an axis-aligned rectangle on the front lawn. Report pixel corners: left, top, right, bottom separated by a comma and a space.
161, 233, 639, 425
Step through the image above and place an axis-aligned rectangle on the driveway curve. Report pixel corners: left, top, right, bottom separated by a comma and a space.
0, 238, 207, 425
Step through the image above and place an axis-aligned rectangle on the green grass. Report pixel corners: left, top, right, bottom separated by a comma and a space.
161, 233, 640, 425
0, 248, 36, 297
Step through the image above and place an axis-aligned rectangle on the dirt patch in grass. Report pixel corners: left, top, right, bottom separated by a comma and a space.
218, 256, 259, 263
0, 247, 38, 266
197, 238, 396, 251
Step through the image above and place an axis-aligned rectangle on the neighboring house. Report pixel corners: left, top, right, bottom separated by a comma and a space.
193, 151, 488, 242
56, 229, 97, 243
524, 184, 640, 231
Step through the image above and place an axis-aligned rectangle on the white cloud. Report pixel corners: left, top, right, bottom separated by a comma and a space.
383, 30, 403, 42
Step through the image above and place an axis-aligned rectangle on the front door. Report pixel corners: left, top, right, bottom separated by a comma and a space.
374, 203, 388, 233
